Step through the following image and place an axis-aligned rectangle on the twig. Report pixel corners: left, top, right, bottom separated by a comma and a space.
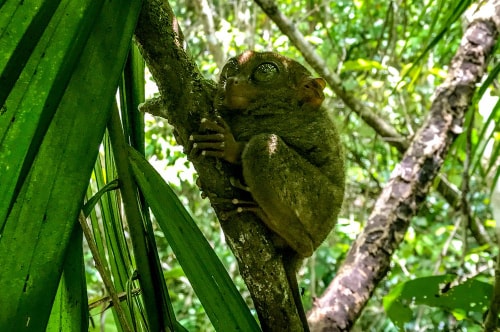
88, 288, 142, 311
78, 212, 133, 332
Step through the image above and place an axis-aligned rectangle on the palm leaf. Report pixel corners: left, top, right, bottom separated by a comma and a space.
128, 147, 260, 331
0, 0, 142, 329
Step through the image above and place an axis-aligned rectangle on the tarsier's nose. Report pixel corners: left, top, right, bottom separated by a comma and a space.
227, 76, 240, 85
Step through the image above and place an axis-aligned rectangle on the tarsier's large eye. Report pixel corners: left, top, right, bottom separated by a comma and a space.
252, 62, 279, 82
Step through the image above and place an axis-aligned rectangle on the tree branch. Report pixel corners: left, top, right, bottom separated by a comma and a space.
134, 1, 304, 330
306, 2, 500, 330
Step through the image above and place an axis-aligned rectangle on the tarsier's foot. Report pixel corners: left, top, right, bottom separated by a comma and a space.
207, 194, 267, 220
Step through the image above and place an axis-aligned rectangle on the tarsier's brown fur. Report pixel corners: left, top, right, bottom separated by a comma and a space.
191, 51, 345, 331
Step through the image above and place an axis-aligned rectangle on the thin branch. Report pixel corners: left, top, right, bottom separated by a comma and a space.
88, 288, 142, 311
306, 2, 500, 330
193, 0, 225, 68
79, 212, 133, 332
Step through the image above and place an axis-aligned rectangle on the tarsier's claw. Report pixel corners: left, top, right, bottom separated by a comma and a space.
230, 177, 250, 192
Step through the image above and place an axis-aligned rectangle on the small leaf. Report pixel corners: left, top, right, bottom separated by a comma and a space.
384, 275, 492, 328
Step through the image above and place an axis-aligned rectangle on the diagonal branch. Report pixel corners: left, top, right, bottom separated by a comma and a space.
306, 2, 500, 330
194, 0, 225, 68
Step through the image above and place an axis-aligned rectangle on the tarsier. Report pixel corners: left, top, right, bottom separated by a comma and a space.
191, 51, 345, 330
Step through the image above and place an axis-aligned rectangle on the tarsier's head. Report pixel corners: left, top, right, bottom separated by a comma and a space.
215, 50, 326, 112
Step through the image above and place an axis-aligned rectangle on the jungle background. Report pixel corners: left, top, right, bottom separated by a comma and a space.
1, 0, 500, 331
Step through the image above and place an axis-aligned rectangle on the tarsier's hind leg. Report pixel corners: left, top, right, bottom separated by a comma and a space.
242, 133, 343, 258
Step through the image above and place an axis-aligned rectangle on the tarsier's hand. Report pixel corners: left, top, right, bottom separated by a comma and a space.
189, 116, 245, 164
190, 117, 271, 220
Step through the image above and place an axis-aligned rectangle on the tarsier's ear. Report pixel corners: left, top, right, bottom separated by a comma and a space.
313, 77, 326, 90
298, 77, 327, 110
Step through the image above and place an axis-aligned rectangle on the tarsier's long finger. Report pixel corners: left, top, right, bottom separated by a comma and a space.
187, 137, 222, 157
199, 118, 225, 132
192, 141, 225, 151
189, 143, 223, 158
220, 206, 264, 221
190, 133, 224, 142
199, 150, 225, 158
211, 197, 257, 206
214, 115, 232, 131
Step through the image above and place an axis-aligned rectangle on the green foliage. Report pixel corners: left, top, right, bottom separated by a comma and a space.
384, 275, 491, 330
0, 0, 142, 330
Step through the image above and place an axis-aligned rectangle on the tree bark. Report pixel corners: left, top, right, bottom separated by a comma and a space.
307, 2, 500, 331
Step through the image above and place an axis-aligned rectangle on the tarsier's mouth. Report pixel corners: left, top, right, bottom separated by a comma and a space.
224, 95, 250, 110
227, 95, 247, 102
